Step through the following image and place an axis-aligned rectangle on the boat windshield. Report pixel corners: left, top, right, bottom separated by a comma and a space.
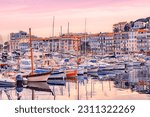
90, 59, 97, 63
21, 61, 31, 65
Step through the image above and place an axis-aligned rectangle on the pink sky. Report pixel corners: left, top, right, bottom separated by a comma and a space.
0, 0, 150, 41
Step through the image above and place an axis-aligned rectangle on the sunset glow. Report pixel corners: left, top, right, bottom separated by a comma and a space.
0, 0, 150, 40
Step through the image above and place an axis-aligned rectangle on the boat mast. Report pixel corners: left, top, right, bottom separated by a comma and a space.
29, 28, 34, 74
52, 16, 55, 52
52, 16, 55, 37
60, 25, 62, 36
84, 18, 87, 55
67, 22, 69, 34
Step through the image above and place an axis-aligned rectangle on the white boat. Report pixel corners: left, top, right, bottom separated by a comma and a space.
20, 59, 33, 70
0, 78, 16, 87
0, 74, 16, 87
78, 64, 87, 74
87, 66, 99, 77
98, 74, 108, 80
115, 64, 125, 70
98, 62, 114, 71
145, 57, 150, 66
23, 71, 51, 82
0, 62, 8, 71
77, 67, 85, 75
13, 60, 51, 82
87, 66, 99, 73
126, 61, 141, 67
19, 28, 52, 82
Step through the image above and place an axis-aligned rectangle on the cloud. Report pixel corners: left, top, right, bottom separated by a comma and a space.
0, 0, 150, 40
1, 0, 147, 13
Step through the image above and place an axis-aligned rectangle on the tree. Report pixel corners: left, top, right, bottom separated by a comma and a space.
113, 27, 119, 33
129, 21, 134, 28
124, 23, 130, 32
0, 35, 3, 44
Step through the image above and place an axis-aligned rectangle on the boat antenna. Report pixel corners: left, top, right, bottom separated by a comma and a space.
29, 28, 34, 74
52, 16, 55, 37
52, 16, 55, 52
60, 25, 62, 36
84, 18, 87, 55
67, 22, 69, 34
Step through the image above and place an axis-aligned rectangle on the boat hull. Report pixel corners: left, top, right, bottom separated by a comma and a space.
87, 67, 98, 73
0, 80, 16, 87
23, 71, 51, 82
66, 70, 77, 78
77, 68, 85, 75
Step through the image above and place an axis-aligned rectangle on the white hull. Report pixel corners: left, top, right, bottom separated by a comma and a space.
145, 61, 150, 66
24, 72, 51, 82
126, 62, 141, 66
0, 78, 16, 87
87, 67, 98, 73
78, 66, 87, 74
77, 68, 85, 75
115, 64, 125, 70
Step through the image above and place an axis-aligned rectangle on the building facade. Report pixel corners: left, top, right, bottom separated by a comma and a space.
114, 32, 129, 56
10, 31, 81, 54
127, 31, 138, 53
137, 29, 150, 54
133, 21, 146, 30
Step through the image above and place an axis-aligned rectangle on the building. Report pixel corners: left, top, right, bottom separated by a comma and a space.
127, 31, 138, 54
137, 29, 150, 54
146, 19, 150, 29
10, 31, 37, 52
59, 34, 82, 53
133, 21, 146, 30
103, 33, 114, 56
80, 33, 114, 56
10, 31, 29, 52
137, 29, 147, 53
10, 31, 82, 54
114, 32, 129, 56
0, 44, 3, 53
83, 34, 99, 54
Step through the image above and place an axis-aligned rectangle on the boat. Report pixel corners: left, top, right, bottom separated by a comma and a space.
87, 66, 99, 73
0, 78, 16, 87
77, 67, 85, 75
0, 62, 8, 72
22, 70, 51, 82
78, 65, 87, 74
66, 69, 77, 78
0, 74, 16, 87
20, 28, 52, 82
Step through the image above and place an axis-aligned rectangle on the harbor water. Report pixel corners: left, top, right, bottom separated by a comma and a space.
1, 66, 150, 100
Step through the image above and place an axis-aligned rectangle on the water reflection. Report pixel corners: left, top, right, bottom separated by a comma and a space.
114, 66, 150, 94
1, 66, 150, 100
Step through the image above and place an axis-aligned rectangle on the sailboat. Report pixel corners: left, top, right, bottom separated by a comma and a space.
21, 28, 52, 82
